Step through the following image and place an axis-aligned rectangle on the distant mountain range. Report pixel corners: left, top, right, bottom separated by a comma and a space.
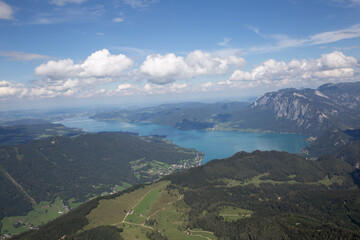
92, 81, 360, 135
251, 81, 360, 134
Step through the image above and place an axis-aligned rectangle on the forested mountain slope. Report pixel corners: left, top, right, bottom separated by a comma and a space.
14, 150, 360, 240
0, 132, 202, 230
0, 122, 83, 146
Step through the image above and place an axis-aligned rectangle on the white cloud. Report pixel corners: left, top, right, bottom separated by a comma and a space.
107, 83, 136, 96
201, 82, 214, 92
319, 50, 358, 69
35, 59, 77, 80
50, 0, 87, 6
186, 50, 245, 74
309, 24, 360, 45
247, 24, 360, 54
31, 49, 134, 98
116, 83, 133, 91
0, 51, 51, 61
29, 87, 56, 98
113, 17, 123, 22
140, 50, 246, 84
35, 49, 133, 81
142, 83, 188, 94
0, 81, 27, 98
245, 25, 260, 35
0, 1, 13, 20
217, 37, 231, 47
140, 53, 193, 84
80, 49, 133, 78
30, 49, 135, 99
229, 51, 359, 87
332, 0, 360, 6
105, 82, 190, 97
96, 32, 104, 36
123, 0, 157, 9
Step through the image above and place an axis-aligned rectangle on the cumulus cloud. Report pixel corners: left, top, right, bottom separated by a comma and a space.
50, 0, 87, 6
0, 81, 27, 98
30, 49, 134, 98
104, 82, 190, 97
106, 83, 136, 96
229, 51, 359, 87
186, 50, 245, 74
142, 83, 188, 94
140, 50, 246, 84
140, 53, 192, 84
35, 49, 133, 81
0, 1, 13, 20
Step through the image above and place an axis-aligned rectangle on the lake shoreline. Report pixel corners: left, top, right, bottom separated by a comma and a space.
59, 117, 309, 164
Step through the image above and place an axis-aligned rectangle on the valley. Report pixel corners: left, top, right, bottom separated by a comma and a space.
0, 132, 202, 236
2, 0, 360, 239
12, 150, 360, 239
1, 81, 360, 239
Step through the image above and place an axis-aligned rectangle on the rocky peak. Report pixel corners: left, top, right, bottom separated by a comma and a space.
251, 81, 360, 134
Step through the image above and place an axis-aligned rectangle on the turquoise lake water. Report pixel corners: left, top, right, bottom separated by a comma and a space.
60, 117, 308, 164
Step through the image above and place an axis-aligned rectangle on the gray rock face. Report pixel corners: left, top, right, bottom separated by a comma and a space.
251, 82, 360, 134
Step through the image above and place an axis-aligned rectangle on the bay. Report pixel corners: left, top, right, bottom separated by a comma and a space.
60, 117, 308, 164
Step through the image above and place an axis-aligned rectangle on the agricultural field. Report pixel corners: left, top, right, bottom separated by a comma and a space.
1, 197, 67, 235
221, 173, 298, 187
317, 175, 344, 186
83, 180, 217, 239
112, 182, 133, 193
221, 173, 344, 188
218, 207, 253, 221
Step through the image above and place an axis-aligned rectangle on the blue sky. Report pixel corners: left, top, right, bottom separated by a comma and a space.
0, 0, 360, 110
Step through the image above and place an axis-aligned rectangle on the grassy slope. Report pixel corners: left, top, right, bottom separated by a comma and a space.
83, 181, 216, 240
1, 197, 66, 235
13, 150, 360, 239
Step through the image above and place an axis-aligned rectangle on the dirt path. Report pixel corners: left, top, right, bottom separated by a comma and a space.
187, 228, 216, 240
121, 190, 152, 222
113, 221, 155, 230
146, 195, 183, 220
114, 191, 215, 239
190, 234, 213, 240
0, 164, 37, 205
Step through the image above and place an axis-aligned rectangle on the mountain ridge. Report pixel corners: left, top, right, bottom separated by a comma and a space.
0, 132, 202, 236
92, 81, 360, 135
12, 149, 360, 240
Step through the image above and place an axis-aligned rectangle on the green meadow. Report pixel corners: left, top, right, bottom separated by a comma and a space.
1, 196, 66, 235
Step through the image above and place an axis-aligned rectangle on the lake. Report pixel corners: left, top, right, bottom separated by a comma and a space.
59, 117, 308, 164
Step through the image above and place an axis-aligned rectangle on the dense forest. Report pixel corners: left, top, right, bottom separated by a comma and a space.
14, 146, 360, 239
165, 150, 360, 239
0, 132, 201, 222
0, 122, 83, 146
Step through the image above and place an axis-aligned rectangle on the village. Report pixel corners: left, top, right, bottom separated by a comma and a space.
130, 153, 203, 178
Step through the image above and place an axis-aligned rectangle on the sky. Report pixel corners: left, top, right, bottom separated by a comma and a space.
0, 0, 360, 110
